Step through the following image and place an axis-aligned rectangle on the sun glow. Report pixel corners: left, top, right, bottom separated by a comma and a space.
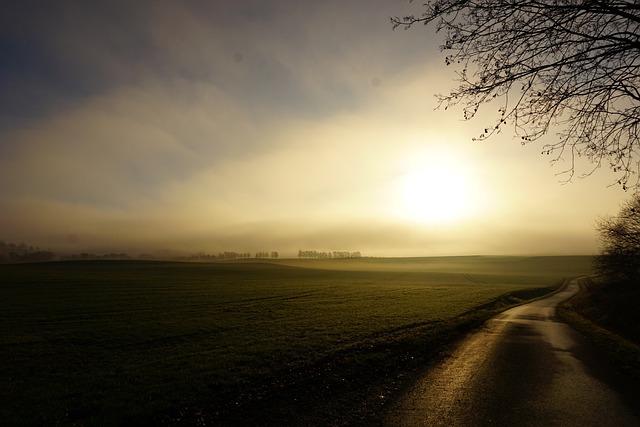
401, 165, 469, 223
391, 147, 479, 225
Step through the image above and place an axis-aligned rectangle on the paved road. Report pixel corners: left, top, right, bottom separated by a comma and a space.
384, 278, 640, 426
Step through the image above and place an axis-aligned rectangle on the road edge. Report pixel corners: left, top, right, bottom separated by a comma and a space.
557, 276, 640, 382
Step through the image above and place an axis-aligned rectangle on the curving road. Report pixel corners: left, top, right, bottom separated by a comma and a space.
384, 278, 640, 426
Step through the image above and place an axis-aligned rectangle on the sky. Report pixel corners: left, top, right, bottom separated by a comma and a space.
0, 0, 632, 257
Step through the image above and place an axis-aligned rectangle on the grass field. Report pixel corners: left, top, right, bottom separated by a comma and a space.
0, 256, 592, 425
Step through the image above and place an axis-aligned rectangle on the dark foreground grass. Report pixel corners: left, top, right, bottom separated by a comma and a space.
558, 277, 640, 383
0, 257, 591, 426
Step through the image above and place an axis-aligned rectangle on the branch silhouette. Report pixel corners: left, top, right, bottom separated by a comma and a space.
393, 1, 640, 187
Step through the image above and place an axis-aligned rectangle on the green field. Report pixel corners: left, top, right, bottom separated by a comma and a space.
0, 256, 592, 425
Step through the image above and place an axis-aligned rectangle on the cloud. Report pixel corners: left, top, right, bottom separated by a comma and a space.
0, 0, 434, 125
0, 0, 631, 256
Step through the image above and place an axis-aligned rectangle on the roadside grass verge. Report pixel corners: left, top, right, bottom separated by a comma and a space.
558, 277, 640, 382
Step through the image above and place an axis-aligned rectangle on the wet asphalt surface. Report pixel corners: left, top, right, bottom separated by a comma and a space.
383, 278, 640, 426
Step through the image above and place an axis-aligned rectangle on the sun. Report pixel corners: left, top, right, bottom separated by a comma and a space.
398, 163, 471, 224
385, 143, 488, 226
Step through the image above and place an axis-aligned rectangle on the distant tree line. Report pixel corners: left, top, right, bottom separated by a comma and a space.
298, 250, 362, 259
175, 252, 252, 262
0, 240, 54, 264
59, 252, 132, 261
182, 251, 279, 261
0, 241, 286, 264
0, 238, 333, 264
0, 240, 366, 264
65, 251, 280, 262
255, 251, 279, 258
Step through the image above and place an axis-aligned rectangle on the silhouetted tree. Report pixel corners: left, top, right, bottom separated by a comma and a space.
0, 239, 56, 263
596, 194, 640, 283
393, 1, 640, 187
298, 250, 362, 259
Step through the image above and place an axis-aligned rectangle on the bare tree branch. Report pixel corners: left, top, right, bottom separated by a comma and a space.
393, 1, 640, 187
596, 195, 640, 282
